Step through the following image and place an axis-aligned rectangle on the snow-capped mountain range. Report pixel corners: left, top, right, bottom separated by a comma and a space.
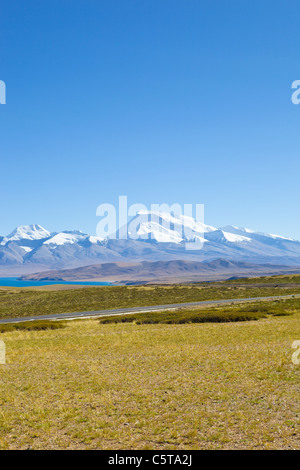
0, 212, 300, 271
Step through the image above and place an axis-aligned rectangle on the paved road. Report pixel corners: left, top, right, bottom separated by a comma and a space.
0, 294, 298, 324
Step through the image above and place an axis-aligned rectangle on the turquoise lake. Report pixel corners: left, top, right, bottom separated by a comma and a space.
0, 277, 112, 287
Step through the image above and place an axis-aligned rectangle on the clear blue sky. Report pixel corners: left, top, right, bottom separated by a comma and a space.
0, 0, 300, 238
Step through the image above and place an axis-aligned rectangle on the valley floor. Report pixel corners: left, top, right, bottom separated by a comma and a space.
1, 275, 300, 320
0, 311, 299, 449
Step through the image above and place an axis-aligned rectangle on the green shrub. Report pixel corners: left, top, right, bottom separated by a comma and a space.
99, 298, 298, 325
0, 321, 66, 333
99, 309, 267, 325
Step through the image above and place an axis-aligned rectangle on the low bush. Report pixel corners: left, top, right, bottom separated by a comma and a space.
0, 320, 66, 333
99, 298, 298, 325
99, 309, 267, 325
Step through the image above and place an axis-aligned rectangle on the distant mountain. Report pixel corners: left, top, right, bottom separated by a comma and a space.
21, 259, 300, 284
1, 212, 300, 271
1, 224, 51, 244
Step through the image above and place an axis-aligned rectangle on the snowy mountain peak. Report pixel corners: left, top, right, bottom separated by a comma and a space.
1, 224, 51, 245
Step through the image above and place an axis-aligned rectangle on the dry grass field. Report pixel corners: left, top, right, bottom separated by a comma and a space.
0, 305, 299, 450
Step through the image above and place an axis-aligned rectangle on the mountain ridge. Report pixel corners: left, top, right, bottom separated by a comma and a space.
1, 212, 300, 271
21, 259, 300, 284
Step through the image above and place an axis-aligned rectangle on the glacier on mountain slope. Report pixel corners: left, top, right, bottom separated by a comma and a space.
127, 211, 213, 244
44, 231, 90, 246
221, 225, 295, 242
134, 221, 184, 244
0, 224, 51, 245
20, 246, 33, 253
0, 213, 300, 269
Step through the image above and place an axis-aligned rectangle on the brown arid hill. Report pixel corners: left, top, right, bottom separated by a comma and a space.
20, 259, 300, 284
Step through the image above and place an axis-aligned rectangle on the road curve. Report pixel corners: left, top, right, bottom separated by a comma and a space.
0, 294, 298, 324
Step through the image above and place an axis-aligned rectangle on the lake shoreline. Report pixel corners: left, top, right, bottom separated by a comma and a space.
0, 277, 113, 288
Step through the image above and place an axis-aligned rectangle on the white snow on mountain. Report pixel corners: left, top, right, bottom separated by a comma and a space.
0, 215, 299, 268
221, 232, 251, 243
127, 210, 214, 243
222, 225, 295, 242
135, 221, 184, 243
0, 224, 50, 245
44, 231, 105, 246
137, 210, 216, 233
266, 233, 295, 241
89, 235, 104, 244
20, 246, 33, 253
44, 231, 88, 246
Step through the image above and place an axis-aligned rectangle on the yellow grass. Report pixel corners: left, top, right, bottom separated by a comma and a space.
0, 312, 299, 449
